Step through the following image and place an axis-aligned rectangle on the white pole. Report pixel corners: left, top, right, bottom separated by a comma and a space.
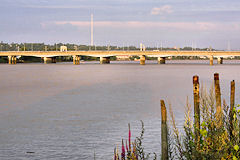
228, 41, 231, 51
91, 14, 94, 46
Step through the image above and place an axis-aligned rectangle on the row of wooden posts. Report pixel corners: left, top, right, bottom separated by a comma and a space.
160, 73, 236, 160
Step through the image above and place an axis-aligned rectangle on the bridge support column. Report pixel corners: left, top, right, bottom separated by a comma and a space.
43, 57, 56, 64
140, 55, 146, 65
8, 56, 17, 64
158, 57, 166, 64
73, 55, 80, 65
209, 56, 214, 66
217, 57, 223, 64
100, 57, 110, 64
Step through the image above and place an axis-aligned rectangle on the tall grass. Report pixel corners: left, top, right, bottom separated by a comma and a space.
169, 75, 240, 159
114, 73, 239, 159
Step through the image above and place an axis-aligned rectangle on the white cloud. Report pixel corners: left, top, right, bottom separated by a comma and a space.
151, 5, 173, 15
53, 21, 220, 31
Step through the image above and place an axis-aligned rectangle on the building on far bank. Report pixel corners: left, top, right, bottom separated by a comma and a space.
60, 46, 67, 52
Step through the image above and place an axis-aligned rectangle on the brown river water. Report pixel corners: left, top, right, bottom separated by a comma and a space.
0, 60, 240, 159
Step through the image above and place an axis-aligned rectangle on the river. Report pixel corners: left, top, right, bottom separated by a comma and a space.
0, 60, 240, 159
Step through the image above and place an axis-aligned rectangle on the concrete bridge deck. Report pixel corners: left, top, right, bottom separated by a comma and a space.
1, 50, 240, 57
1, 50, 240, 65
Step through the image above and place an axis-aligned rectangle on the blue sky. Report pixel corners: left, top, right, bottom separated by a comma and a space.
1, 0, 240, 49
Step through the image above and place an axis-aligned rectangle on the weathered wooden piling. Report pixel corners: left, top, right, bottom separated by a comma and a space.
193, 75, 200, 145
214, 73, 222, 111
230, 80, 235, 111
161, 100, 168, 160
229, 80, 235, 139
214, 73, 222, 126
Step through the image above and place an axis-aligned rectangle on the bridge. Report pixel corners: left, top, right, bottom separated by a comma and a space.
1, 50, 240, 65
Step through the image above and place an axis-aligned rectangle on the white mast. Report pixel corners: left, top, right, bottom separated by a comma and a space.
91, 14, 94, 46
227, 41, 231, 51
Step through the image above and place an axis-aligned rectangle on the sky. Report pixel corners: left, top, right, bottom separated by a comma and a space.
1, 0, 240, 49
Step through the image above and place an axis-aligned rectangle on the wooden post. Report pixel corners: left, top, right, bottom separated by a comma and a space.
161, 100, 168, 160
193, 75, 200, 145
214, 73, 222, 125
229, 80, 235, 139
230, 80, 235, 111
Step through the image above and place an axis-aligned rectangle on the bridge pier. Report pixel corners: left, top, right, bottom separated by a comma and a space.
73, 55, 80, 65
209, 56, 214, 66
43, 57, 56, 64
217, 57, 223, 64
8, 56, 17, 64
100, 57, 110, 64
158, 57, 166, 64
140, 55, 146, 65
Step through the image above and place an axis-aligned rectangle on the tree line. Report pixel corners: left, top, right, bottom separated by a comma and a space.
0, 42, 214, 52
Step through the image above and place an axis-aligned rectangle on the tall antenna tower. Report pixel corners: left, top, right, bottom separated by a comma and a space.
91, 14, 94, 46
227, 41, 231, 51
